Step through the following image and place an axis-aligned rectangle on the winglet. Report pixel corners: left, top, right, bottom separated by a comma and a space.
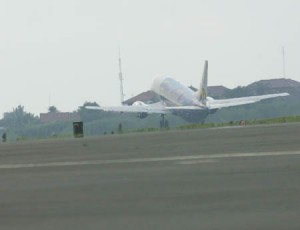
195, 60, 208, 103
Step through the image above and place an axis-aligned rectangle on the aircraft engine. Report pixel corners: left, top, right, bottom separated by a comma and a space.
132, 101, 148, 119
137, 112, 148, 119
132, 101, 147, 106
205, 96, 215, 107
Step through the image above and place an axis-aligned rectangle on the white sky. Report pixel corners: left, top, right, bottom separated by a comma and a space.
0, 0, 299, 117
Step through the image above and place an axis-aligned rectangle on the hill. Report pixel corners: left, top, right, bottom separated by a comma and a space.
247, 78, 300, 96
124, 78, 300, 102
123, 78, 300, 124
222, 78, 300, 99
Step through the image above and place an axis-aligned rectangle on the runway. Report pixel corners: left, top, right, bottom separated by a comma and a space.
1, 123, 300, 229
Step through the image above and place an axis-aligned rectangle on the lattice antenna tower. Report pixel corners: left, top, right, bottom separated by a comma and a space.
282, 46, 286, 78
119, 47, 125, 104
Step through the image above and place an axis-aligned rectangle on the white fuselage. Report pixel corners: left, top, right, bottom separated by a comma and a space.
151, 75, 203, 107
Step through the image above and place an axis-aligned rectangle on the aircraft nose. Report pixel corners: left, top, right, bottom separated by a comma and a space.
151, 75, 166, 92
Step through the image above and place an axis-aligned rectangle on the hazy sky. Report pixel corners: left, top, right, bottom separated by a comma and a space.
0, 0, 299, 117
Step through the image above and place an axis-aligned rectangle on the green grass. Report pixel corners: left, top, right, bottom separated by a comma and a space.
177, 115, 300, 131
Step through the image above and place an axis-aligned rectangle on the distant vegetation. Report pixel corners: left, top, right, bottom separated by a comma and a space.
1, 103, 300, 142
0, 78, 300, 141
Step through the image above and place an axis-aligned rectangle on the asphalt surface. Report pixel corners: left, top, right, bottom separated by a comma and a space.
1, 123, 300, 230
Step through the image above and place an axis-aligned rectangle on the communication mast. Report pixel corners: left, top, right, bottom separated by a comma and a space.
118, 47, 125, 104
282, 46, 286, 78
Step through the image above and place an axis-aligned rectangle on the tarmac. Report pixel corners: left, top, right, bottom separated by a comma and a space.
0, 123, 300, 229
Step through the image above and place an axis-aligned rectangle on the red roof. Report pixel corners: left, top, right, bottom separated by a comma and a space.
40, 112, 80, 123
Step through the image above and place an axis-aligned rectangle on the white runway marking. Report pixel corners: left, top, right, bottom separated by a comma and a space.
176, 159, 217, 165
0, 150, 300, 170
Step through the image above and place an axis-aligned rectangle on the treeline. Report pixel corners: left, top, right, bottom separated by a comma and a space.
1, 96, 299, 141
206, 97, 300, 123
0, 105, 70, 141
0, 103, 186, 141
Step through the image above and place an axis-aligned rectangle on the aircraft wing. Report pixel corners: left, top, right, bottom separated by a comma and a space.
86, 104, 210, 116
164, 106, 205, 110
85, 102, 169, 114
208, 92, 289, 109
85, 92, 289, 114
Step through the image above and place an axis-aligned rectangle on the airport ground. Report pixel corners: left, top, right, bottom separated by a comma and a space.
0, 123, 300, 229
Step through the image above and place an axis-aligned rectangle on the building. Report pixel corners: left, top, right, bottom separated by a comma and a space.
40, 112, 80, 123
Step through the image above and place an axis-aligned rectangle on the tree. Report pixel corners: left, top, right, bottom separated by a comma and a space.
48, 106, 59, 113
78, 101, 103, 122
2, 105, 39, 131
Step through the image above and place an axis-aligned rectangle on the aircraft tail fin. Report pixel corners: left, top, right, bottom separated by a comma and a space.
195, 60, 208, 103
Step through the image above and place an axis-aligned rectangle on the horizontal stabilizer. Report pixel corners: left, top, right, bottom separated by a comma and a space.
208, 93, 289, 109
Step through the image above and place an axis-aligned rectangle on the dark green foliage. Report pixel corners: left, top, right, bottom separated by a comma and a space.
77, 101, 103, 122
0, 105, 40, 140
22, 121, 71, 139
48, 106, 59, 113
2, 105, 40, 128
1, 105, 40, 134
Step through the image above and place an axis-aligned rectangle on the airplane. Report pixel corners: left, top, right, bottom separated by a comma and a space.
86, 61, 289, 126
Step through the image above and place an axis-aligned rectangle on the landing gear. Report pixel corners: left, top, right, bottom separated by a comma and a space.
160, 114, 169, 129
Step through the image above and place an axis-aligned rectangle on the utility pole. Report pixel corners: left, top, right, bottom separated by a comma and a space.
282, 46, 286, 78
118, 47, 125, 104
48, 94, 51, 109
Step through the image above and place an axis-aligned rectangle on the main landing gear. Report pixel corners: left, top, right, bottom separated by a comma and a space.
160, 114, 169, 129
